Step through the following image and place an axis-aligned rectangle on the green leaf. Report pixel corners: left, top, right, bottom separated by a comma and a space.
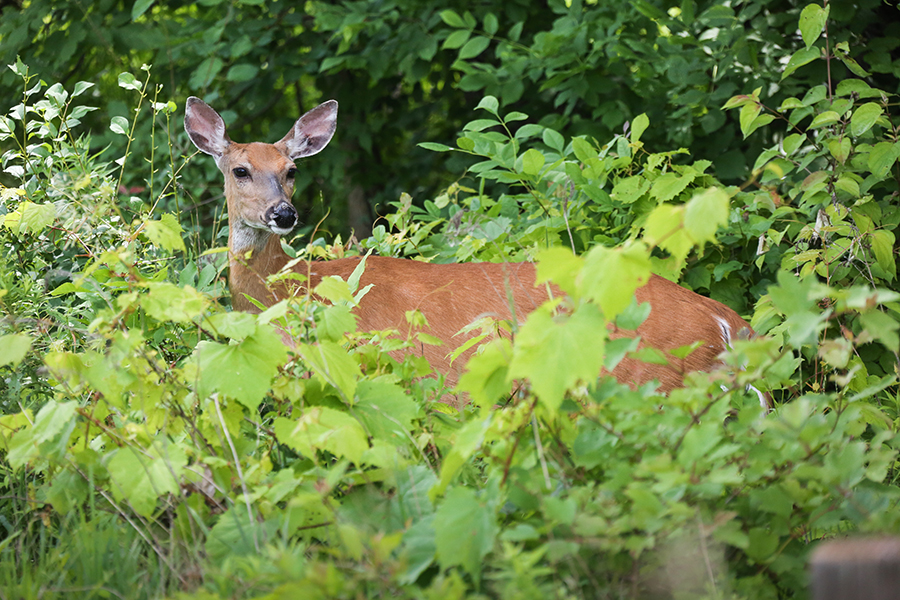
738, 102, 761, 137
798, 4, 829, 49
542, 128, 564, 152
870, 229, 897, 281
683, 187, 730, 248
572, 137, 596, 163
108, 443, 187, 517
611, 175, 650, 204
630, 113, 649, 144
0, 334, 31, 367
459, 36, 490, 59
475, 96, 499, 114
509, 303, 606, 411
354, 379, 419, 441
117, 72, 143, 91
850, 102, 883, 137
440, 9, 467, 28
580, 243, 652, 318
194, 326, 289, 410
418, 142, 453, 152
441, 29, 470, 50
297, 340, 359, 400
809, 111, 840, 129
483, 13, 499, 35
782, 46, 820, 80
274, 407, 369, 464
110, 116, 129, 135
434, 486, 498, 582
226, 64, 259, 82
3, 201, 56, 234
867, 142, 900, 178
141, 283, 209, 323
314, 276, 354, 303
650, 171, 696, 202
131, 0, 155, 20
142, 213, 186, 253
520, 148, 545, 176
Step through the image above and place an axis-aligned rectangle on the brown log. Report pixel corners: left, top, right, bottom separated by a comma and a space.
810, 537, 900, 600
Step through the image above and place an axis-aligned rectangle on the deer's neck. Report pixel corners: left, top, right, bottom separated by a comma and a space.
228, 224, 308, 312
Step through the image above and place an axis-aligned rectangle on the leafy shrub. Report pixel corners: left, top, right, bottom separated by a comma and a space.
0, 4, 899, 599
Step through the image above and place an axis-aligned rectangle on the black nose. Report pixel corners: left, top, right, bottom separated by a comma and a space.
266, 202, 297, 231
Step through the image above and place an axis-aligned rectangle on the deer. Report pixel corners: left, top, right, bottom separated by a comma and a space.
184, 97, 770, 409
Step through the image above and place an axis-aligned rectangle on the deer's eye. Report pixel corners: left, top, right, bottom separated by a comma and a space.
286, 167, 297, 180
233, 167, 250, 179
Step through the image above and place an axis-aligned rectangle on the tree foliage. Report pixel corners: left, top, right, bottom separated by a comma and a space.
0, 1, 899, 599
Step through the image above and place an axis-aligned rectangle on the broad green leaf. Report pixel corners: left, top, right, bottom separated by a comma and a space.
142, 282, 208, 323
827, 137, 851, 164
483, 12, 499, 35
650, 171, 695, 202
297, 340, 359, 400
314, 276, 354, 303
782, 46, 820, 80
441, 29, 470, 50
110, 116, 129, 135
117, 72, 142, 91
355, 379, 420, 441
535, 245, 583, 297
870, 229, 896, 281
643, 204, 693, 265
0, 334, 30, 367
318, 305, 357, 342
520, 148, 545, 176
274, 406, 369, 464
850, 102, 882, 137
809, 110, 839, 129
205, 311, 258, 339
143, 213, 186, 253
572, 137, 596, 162
611, 175, 650, 204
108, 443, 187, 517
768, 270, 829, 346
509, 303, 606, 411
434, 486, 497, 581
859, 309, 899, 352
580, 243, 651, 318
739, 101, 761, 137
226, 63, 258, 82
131, 0, 155, 20
798, 4, 828, 49
459, 35, 491, 60
475, 95, 499, 114
194, 326, 289, 410
683, 187, 730, 247
457, 339, 512, 407
542, 128, 565, 152
630, 113, 649, 144
782, 133, 805, 156
867, 142, 900, 178
439, 9, 467, 28
3, 201, 56, 234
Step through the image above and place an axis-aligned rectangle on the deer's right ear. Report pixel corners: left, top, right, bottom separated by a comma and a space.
184, 97, 231, 158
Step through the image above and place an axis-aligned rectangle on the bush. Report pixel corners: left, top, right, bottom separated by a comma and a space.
0, 4, 899, 599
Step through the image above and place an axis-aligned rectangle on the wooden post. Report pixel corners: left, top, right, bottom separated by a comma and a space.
810, 537, 900, 600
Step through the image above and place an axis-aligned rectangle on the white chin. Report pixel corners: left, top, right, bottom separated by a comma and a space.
270, 226, 294, 236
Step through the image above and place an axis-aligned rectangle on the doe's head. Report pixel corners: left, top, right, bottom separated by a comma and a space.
184, 97, 338, 238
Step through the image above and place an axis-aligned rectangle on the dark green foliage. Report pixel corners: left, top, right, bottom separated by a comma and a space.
0, 1, 899, 599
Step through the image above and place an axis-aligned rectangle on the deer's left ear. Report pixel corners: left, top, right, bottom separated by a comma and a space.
277, 100, 338, 160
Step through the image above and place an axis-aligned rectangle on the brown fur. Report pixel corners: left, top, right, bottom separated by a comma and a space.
185, 96, 764, 403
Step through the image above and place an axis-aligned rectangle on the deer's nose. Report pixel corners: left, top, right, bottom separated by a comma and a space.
266, 202, 298, 232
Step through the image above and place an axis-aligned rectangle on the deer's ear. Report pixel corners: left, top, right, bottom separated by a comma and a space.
278, 100, 338, 160
184, 97, 231, 158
